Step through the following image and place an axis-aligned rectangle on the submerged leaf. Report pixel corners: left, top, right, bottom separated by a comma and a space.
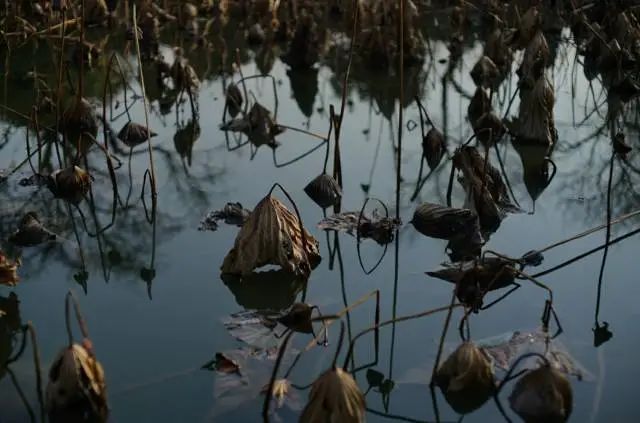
318, 211, 401, 245
277, 303, 314, 334
222, 269, 306, 311
9, 212, 56, 247
221, 193, 321, 277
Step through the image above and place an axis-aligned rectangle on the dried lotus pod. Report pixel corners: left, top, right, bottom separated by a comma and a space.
435, 342, 495, 414
9, 212, 56, 247
422, 127, 446, 170
304, 173, 342, 209
411, 203, 479, 240
221, 192, 321, 277
46, 343, 108, 421
225, 83, 243, 117
117, 121, 157, 147
47, 166, 92, 204
509, 365, 572, 423
300, 367, 365, 423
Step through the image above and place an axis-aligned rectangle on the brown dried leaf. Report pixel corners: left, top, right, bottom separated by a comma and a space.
221, 194, 321, 277
509, 365, 573, 423
300, 367, 365, 423
0, 251, 19, 287
46, 343, 108, 418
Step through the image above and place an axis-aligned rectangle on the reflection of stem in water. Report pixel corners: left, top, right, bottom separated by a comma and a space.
333, 233, 355, 370
7, 368, 36, 423
27, 323, 45, 422
67, 204, 88, 292
430, 290, 457, 387
362, 117, 384, 194
595, 152, 614, 326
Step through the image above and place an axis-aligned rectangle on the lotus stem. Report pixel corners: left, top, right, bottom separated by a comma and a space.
26, 322, 45, 422
356, 197, 390, 274
430, 289, 457, 386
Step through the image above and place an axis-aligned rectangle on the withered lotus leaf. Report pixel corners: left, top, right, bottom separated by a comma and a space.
47, 166, 92, 204
411, 203, 480, 240
226, 83, 243, 117
422, 127, 446, 170
509, 365, 573, 423
117, 121, 157, 147
277, 303, 314, 334
46, 343, 108, 419
304, 173, 342, 209
0, 252, 19, 286
470, 56, 499, 89
300, 367, 365, 423
435, 342, 495, 414
517, 74, 555, 146
9, 212, 56, 247
221, 194, 321, 277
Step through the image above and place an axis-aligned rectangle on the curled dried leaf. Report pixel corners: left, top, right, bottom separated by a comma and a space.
9, 212, 56, 247
304, 173, 342, 209
435, 342, 495, 414
300, 367, 365, 423
422, 127, 446, 170
117, 121, 157, 147
226, 83, 243, 117
509, 365, 573, 423
221, 193, 321, 277
46, 343, 108, 420
411, 203, 480, 240
471, 56, 499, 89
47, 166, 92, 204
0, 252, 19, 286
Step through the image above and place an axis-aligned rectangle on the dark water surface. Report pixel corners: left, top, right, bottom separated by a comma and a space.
1, 13, 640, 423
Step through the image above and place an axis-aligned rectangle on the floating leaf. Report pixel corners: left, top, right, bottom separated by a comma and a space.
318, 211, 401, 245
434, 342, 495, 414
479, 329, 592, 381
47, 166, 92, 205
509, 365, 572, 423
300, 367, 365, 423
9, 212, 56, 247
411, 203, 480, 240
304, 173, 342, 209
221, 193, 321, 277
223, 310, 279, 350
200, 202, 251, 231
202, 352, 241, 375
117, 121, 157, 147
46, 342, 108, 421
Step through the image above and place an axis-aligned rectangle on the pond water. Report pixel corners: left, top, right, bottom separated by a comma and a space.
2, 5, 640, 423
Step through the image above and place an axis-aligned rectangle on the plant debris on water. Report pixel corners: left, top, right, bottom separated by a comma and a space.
3, 0, 640, 421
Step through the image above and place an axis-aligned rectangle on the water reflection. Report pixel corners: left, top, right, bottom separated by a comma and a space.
221, 269, 305, 311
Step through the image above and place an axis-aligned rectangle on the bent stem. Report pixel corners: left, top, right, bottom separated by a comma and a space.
65, 290, 91, 346
343, 303, 462, 369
